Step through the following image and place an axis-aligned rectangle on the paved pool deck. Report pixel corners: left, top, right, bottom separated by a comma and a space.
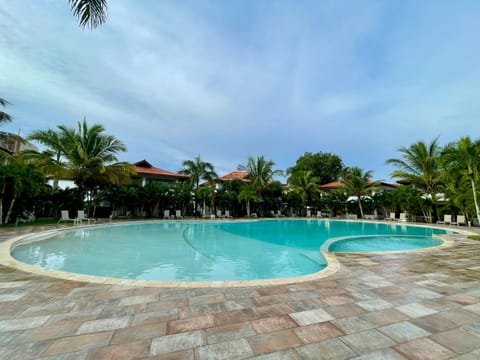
0, 224, 479, 359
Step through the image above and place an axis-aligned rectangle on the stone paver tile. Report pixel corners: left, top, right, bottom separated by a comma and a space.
148, 298, 189, 312
332, 315, 376, 334
341, 329, 396, 354
0, 315, 50, 332
118, 294, 158, 307
42, 331, 113, 356
321, 295, 355, 306
436, 308, 480, 325
379, 321, 431, 343
362, 309, 408, 326
195, 338, 253, 360
179, 304, 222, 319
252, 303, 294, 317
111, 322, 166, 344
296, 338, 357, 360
247, 349, 301, 360
247, 329, 302, 355
132, 309, 178, 326
410, 313, 458, 333
293, 322, 344, 343
0, 281, 30, 289
395, 303, 438, 318
87, 340, 150, 359
150, 330, 206, 356
351, 348, 407, 359
446, 293, 478, 305
462, 320, 480, 337
0, 292, 27, 301
0, 330, 20, 346
167, 315, 215, 334
463, 303, 480, 315
325, 303, 366, 319
223, 299, 255, 311
213, 309, 257, 326
47, 309, 102, 326
431, 328, 480, 354
253, 294, 293, 307
451, 349, 480, 360
289, 308, 333, 326
0, 341, 53, 360
356, 298, 394, 312
189, 293, 225, 306
250, 315, 297, 334
288, 298, 326, 312
146, 349, 194, 360
394, 338, 455, 360
256, 286, 289, 296
11, 323, 80, 344
206, 321, 256, 344
408, 287, 443, 300
76, 316, 130, 335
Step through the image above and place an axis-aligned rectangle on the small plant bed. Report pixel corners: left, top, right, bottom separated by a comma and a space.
468, 235, 480, 241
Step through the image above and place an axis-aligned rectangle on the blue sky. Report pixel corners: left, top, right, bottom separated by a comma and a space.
1, 1, 480, 181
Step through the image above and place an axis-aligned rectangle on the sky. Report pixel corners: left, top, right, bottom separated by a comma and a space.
1, 1, 480, 182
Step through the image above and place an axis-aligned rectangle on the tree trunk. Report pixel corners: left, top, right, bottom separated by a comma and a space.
358, 199, 364, 218
246, 200, 250, 217
471, 177, 480, 225
0, 198, 3, 225
5, 197, 16, 224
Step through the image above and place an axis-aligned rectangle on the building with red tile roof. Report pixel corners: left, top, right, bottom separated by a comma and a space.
218, 171, 250, 183
320, 180, 397, 191
133, 160, 188, 186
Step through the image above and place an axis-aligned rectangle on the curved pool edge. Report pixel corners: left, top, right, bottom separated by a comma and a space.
0, 220, 474, 288
0, 224, 341, 288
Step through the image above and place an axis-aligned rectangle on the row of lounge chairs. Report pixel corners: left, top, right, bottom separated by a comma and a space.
58, 210, 95, 225
384, 212, 408, 222
437, 214, 467, 226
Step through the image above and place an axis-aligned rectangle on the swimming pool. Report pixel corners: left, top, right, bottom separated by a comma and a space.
10, 219, 452, 282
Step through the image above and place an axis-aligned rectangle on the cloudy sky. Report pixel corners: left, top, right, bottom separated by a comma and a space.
1, 1, 480, 181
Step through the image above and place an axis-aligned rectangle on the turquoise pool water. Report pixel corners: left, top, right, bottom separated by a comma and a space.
12, 220, 450, 281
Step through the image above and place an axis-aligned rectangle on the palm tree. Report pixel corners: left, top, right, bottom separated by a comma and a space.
238, 184, 258, 217
69, 0, 108, 29
180, 155, 217, 191
27, 129, 68, 189
386, 138, 443, 221
287, 169, 320, 213
442, 136, 480, 225
341, 167, 376, 218
0, 98, 12, 124
238, 156, 281, 194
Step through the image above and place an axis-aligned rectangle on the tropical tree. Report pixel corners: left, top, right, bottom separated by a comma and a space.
386, 138, 443, 222
442, 136, 480, 225
287, 169, 320, 214
29, 119, 135, 213
238, 156, 281, 194
238, 184, 258, 217
69, 0, 108, 29
341, 166, 376, 218
0, 98, 12, 124
180, 155, 217, 191
288, 152, 344, 185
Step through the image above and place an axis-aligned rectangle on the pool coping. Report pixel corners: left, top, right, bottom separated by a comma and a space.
0, 219, 474, 288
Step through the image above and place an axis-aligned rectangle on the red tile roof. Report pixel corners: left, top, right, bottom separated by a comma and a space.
133, 160, 189, 179
320, 180, 397, 189
219, 171, 250, 182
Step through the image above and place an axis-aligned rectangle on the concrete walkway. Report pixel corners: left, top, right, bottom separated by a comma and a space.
0, 225, 479, 359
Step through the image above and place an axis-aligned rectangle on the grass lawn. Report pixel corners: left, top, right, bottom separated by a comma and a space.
468, 235, 480, 241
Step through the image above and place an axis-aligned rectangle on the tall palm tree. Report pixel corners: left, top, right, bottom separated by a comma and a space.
0, 98, 12, 124
342, 167, 376, 218
27, 129, 68, 189
442, 136, 480, 225
180, 155, 217, 191
386, 138, 443, 221
287, 169, 320, 212
238, 156, 281, 195
69, 0, 108, 29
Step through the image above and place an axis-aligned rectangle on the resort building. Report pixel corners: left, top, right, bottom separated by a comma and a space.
133, 160, 188, 186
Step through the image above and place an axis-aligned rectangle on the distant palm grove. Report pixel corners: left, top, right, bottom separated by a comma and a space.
1, 98, 480, 226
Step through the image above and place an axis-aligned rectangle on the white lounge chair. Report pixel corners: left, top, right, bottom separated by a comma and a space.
216, 210, 223, 218
316, 211, 322, 218
175, 210, 182, 219
397, 213, 407, 222
385, 212, 396, 221
455, 215, 467, 226
224, 210, 232, 218
306, 209, 312, 218
163, 210, 170, 219
58, 210, 75, 224
76, 210, 93, 225
437, 214, 452, 225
